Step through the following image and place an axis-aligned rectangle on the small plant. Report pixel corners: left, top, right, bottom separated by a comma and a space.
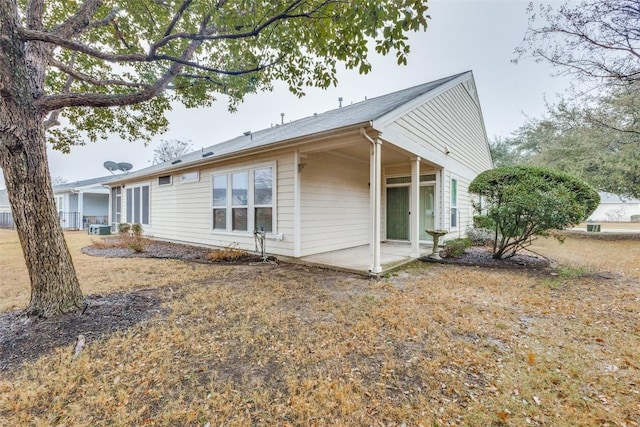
206, 244, 250, 261
116, 223, 148, 252
117, 223, 131, 234
444, 238, 472, 258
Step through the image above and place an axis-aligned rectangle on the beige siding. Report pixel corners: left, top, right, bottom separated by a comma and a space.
126, 150, 296, 257
300, 152, 369, 256
441, 170, 474, 241
385, 82, 492, 241
388, 83, 493, 177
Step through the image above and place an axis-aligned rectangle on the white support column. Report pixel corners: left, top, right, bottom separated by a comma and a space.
369, 138, 382, 274
78, 191, 84, 230
293, 150, 302, 257
410, 157, 421, 258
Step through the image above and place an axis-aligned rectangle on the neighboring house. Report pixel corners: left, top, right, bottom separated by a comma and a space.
0, 188, 12, 229
106, 71, 493, 273
588, 192, 640, 222
53, 176, 112, 230
0, 177, 111, 230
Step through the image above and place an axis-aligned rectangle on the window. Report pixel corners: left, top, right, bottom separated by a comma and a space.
126, 184, 150, 225
158, 175, 171, 185
254, 167, 273, 232
55, 195, 64, 213
450, 178, 458, 229
212, 175, 227, 230
212, 166, 274, 233
181, 171, 199, 183
111, 187, 122, 224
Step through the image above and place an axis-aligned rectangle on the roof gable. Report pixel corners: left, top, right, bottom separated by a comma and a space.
107, 71, 473, 184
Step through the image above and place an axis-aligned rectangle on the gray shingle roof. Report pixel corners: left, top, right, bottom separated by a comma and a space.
53, 175, 114, 192
108, 71, 468, 184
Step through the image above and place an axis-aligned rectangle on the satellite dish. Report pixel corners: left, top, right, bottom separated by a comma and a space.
117, 162, 133, 173
103, 161, 119, 172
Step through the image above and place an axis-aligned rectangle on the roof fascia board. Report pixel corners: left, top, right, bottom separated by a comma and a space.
106, 123, 367, 186
371, 71, 473, 132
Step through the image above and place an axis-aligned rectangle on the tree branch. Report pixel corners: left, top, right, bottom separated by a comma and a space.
52, 0, 103, 39
49, 59, 150, 89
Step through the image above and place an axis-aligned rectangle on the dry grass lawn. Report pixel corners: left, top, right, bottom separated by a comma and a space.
0, 229, 639, 426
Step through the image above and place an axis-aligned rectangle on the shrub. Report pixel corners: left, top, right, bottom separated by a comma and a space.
469, 165, 599, 259
444, 238, 472, 258
466, 227, 494, 246
631, 214, 640, 223
117, 223, 147, 252
473, 215, 495, 230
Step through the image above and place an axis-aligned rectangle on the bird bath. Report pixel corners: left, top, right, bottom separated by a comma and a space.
426, 229, 448, 260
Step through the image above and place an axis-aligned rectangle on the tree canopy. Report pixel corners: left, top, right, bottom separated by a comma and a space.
469, 166, 600, 259
10, 0, 430, 151
0, 0, 430, 318
488, 86, 640, 198
516, 0, 640, 87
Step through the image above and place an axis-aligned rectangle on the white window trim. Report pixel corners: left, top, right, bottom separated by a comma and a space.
210, 162, 277, 235
55, 195, 65, 213
450, 177, 458, 230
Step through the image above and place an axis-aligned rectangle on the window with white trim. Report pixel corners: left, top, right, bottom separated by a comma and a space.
126, 184, 150, 225
55, 195, 64, 213
212, 166, 274, 233
450, 178, 458, 229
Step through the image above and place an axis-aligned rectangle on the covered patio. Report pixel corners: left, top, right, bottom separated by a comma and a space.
296, 241, 434, 275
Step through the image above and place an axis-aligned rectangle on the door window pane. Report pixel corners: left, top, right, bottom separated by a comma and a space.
419, 185, 435, 241
386, 186, 409, 240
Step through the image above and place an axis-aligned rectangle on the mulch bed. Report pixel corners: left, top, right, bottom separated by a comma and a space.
423, 246, 550, 269
0, 290, 167, 372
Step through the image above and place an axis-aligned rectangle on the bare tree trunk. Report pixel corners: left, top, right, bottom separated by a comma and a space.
0, 111, 83, 318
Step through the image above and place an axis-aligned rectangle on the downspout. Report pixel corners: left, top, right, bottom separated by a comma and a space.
361, 127, 382, 275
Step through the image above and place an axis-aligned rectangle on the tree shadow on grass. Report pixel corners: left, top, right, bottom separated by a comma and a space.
0, 289, 167, 372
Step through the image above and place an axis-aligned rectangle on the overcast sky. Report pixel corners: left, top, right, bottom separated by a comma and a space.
2, 0, 571, 188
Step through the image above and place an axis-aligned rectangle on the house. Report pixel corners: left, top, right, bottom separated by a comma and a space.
0, 188, 12, 229
588, 192, 640, 222
53, 176, 112, 230
106, 71, 493, 274
0, 177, 111, 230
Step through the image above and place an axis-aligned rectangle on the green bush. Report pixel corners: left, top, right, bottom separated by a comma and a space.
631, 214, 640, 223
473, 215, 495, 230
444, 238, 472, 258
469, 165, 599, 259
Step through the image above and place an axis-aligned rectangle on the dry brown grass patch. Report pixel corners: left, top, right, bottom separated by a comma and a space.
0, 230, 638, 426
205, 245, 250, 262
